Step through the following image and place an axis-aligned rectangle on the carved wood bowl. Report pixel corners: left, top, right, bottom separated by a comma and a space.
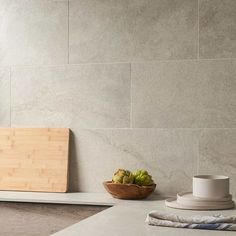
103, 181, 156, 200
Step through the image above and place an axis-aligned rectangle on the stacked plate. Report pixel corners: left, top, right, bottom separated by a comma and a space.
165, 175, 235, 210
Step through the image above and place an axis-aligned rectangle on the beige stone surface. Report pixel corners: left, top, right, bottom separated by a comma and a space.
199, 129, 236, 197
132, 60, 236, 128
68, 129, 113, 192
0, 67, 10, 126
69, 128, 199, 195
0, 202, 107, 236
199, 0, 236, 59
69, 0, 198, 63
11, 64, 130, 128
0, 0, 68, 65
0, 0, 235, 198
53, 200, 236, 236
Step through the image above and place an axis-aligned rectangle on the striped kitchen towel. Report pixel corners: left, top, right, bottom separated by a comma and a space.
146, 211, 236, 231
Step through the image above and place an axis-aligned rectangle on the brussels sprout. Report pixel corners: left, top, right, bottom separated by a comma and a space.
133, 169, 154, 186
112, 169, 134, 184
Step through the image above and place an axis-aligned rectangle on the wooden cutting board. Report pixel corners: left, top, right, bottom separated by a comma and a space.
0, 128, 69, 192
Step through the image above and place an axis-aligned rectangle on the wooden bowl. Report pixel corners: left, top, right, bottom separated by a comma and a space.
103, 181, 156, 200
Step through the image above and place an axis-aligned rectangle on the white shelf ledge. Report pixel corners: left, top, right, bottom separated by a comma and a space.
0, 191, 122, 206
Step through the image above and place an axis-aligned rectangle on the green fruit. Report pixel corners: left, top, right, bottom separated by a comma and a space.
112, 169, 134, 184
133, 169, 154, 186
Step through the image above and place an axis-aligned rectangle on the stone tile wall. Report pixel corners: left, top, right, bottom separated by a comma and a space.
0, 0, 235, 196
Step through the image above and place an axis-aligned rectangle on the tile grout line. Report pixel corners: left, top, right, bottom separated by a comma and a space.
196, 129, 200, 175
197, 129, 204, 175
9, 67, 12, 127
130, 63, 132, 128
197, 0, 200, 60
6, 57, 236, 69
67, 128, 236, 130
67, 0, 70, 64
196, 0, 200, 157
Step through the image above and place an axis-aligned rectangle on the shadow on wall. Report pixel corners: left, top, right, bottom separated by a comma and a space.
68, 130, 80, 192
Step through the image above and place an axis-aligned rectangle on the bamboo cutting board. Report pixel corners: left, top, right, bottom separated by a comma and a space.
0, 128, 69, 192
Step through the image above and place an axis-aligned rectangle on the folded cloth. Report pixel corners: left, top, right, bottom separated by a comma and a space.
146, 211, 236, 231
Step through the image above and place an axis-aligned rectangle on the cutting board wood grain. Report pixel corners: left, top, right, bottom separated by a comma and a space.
0, 128, 70, 192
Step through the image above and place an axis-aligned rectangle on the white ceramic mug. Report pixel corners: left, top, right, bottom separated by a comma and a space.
193, 175, 229, 199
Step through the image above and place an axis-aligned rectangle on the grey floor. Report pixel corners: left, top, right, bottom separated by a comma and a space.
0, 202, 108, 236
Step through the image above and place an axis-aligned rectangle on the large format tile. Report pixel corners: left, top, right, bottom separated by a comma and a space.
0, 68, 10, 126
110, 129, 199, 195
69, 129, 199, 195
199, 0, 236, 59
69, 0, 198, 63
11, 64, 130, 128
132, 60, 236, 128
68, 129, 112, 192
199, 129, 236, 197
0, 0, 68, 65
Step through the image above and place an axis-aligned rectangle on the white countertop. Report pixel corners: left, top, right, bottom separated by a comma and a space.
52, 200, 236, 236
0, 191, 235, 236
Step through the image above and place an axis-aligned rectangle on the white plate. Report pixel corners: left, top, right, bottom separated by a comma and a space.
177, 192, 233, 206
165, 197, 235, 210
177, 192, 232, 202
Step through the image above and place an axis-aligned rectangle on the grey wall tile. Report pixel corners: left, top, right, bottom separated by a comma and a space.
68, 129, 112, 192
199, 0, 236, 59
132, 60, 236, 128
69, 128, 199, 195
11, 64, 130, 128
199, 129, 236, 197
69, 0, 198, 63
0, 68, 10, 126
0, 0, 234, 196
0, 0, 68, 65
